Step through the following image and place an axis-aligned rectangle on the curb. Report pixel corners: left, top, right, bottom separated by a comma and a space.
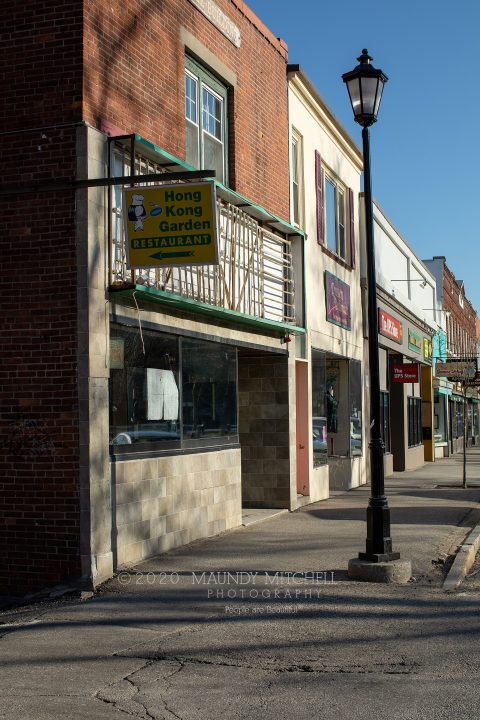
443, 523, 480, 592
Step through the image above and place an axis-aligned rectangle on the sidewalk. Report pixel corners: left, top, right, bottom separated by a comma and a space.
1, 450, 479, 720
106, 446, 480, 590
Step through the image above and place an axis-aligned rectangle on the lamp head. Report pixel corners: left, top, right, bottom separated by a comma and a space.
342, 49, 388, 127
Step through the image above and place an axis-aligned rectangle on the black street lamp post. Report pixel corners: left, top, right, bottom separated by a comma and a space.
342, 51, 400, 562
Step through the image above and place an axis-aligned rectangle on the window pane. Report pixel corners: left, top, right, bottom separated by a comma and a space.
381, 391, 390, 453
186, 119, 199, 168
110, 326, 180, 448
325, 178, 337, 253
182, 338, 237, 440
326, 357, 350, 457
311, 350, 327, 467
292, 138, 299, 224
291, 138, 298, 183
203, 132, 224, 183
185, 73, 198, 123
338, 190, 346, 259
349, 361, 362, 456
202, 87, 222, 140
292, 181, 299, 225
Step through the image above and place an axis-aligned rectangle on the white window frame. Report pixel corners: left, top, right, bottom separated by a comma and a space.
185, 57, 228, 184
290, 129, 303, 227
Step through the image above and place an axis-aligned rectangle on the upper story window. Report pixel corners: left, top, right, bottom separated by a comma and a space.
315, 151, 355, 268
324, 174, 346, 258
185, 56, 228, 184
291, 131, 303, 226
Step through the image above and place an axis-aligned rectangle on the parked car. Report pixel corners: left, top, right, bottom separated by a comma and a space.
111, 429, 179, 445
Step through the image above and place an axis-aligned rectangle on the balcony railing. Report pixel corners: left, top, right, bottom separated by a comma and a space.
110, 148, 297, 326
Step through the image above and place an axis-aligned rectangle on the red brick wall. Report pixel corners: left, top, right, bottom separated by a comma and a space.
0, 1, 83, 131
443, 265, 477, 358
0, 0, 83, 595
83, 0, 290, 220
0, 0, 290, 596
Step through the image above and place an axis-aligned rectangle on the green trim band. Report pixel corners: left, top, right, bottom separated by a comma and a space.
111, 284, 306, 337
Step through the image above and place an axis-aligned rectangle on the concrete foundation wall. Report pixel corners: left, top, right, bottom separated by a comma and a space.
112, 449, 242, 567
307, 465, 329, 504
405, 445, 425, 472
328, 456, 365, 491
384, 453, 394, 477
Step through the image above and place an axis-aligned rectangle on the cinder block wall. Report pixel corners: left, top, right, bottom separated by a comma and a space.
239, 356, 293, 508
112, 449, 242, 566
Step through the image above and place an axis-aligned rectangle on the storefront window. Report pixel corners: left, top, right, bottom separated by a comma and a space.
380, 391, 390, 453
349, 361, 362, 457
451, 400, 464, 439
408, 397, 422, 447
182, 339, 237, 446
109, 324, 238, 453
467, 403, 473, 441
324, 355, 362, 458
311, 349, 327, 467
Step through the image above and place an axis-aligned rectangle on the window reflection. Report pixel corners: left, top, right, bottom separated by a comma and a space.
109, 326, 238, 452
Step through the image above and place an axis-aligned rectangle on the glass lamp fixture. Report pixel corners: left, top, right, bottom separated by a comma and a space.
342, 49, 388, 127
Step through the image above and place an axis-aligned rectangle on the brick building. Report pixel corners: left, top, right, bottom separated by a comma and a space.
424, 256, 479, 452
0, 1, 306, 596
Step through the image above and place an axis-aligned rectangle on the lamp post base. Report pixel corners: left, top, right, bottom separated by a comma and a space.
348, 558, 412, 584
358, 551, 400, 562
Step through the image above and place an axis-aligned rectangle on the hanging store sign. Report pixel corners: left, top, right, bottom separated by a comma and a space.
423, 337, 432, 360
325, 271, 351, 330
408, 328, 422, 353
392, 363, 419, 383
123, 182, 218, 269
436, 361, 477, 381
378, 309, 402, 344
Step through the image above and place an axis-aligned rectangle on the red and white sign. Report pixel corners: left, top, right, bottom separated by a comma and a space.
392, 363, 419, 383
379, 309, 403, 344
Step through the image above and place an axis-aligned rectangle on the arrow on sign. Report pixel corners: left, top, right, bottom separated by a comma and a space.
149, 251, 195, 260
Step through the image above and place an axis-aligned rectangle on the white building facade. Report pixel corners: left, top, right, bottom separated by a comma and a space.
360, 200, 438, 473
288, 66, 367, 499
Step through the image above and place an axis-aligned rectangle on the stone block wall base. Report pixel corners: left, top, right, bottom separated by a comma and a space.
348, 558, 412, 584
83, 551, 114, 589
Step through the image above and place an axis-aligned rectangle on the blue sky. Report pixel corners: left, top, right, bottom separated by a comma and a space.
247, 0, 480, 314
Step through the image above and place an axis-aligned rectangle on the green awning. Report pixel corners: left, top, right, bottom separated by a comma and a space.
110, 284, 306, 338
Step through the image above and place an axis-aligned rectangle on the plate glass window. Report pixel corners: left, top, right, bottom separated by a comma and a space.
185, 57, 228, 184
291, 134, 301, 225
324, 172, 348, 262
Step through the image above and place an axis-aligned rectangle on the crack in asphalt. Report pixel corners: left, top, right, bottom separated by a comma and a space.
110, 653, 421, 676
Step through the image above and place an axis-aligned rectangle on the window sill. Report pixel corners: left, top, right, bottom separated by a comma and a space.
111, 440, 240, 462
319, 244, 353, 272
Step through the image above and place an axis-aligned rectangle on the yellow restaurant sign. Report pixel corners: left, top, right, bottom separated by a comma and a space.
123, 182, 218, 269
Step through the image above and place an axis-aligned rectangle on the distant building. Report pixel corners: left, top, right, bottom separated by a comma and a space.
423, 257, 479, 451
360, 201, 437, 473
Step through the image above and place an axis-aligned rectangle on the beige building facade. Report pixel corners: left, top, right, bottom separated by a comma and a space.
288, 66, 367, 500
